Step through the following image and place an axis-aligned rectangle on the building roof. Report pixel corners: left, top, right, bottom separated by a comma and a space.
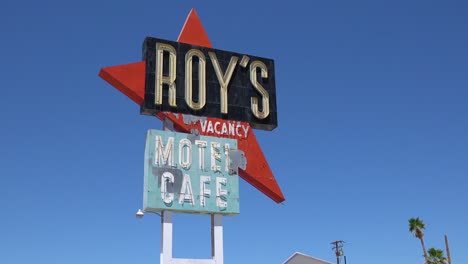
283, 252, 333, 264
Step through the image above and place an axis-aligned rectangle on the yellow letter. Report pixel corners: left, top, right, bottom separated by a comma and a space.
208, 52, 239, 114
155, 42, 177, 107
185, 49, 206, 110
250, 61, 270, 119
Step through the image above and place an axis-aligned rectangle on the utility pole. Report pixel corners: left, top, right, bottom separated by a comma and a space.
331, 240, 345, 264
445, 234, 451, 264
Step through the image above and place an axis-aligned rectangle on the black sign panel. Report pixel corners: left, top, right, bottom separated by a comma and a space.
141, 37, 277, 131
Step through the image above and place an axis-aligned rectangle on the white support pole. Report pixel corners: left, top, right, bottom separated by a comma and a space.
211, 214, 224, 264
160, 211, 173, 264
160, 213, 223, 264
160, 118, 224, 264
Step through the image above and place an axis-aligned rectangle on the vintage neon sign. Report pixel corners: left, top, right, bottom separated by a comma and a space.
140, 38, 277, 131
144, 130, 240, 215
98, 9, 285, 203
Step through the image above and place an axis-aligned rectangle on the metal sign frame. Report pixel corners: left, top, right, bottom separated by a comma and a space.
160, 212, 223, 264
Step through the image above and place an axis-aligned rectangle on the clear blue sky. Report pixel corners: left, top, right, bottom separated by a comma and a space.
1, 1, 467, 263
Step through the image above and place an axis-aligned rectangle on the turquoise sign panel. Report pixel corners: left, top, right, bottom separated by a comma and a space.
144, 130, 240, 215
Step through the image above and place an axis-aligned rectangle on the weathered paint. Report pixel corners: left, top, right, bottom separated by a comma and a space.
144, 129, 240, 215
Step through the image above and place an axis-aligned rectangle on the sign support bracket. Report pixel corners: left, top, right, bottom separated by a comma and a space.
160, 211, 224, 264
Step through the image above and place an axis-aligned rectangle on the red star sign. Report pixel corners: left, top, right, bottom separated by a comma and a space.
98, 8, 285, 203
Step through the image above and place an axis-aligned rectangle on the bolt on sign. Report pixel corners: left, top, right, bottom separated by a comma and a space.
144, 130, 240, 215
140, 37, 278, 131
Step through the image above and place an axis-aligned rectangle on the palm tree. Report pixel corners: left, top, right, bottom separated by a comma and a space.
409, 217, 428, 263
427, 248, 447, 264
